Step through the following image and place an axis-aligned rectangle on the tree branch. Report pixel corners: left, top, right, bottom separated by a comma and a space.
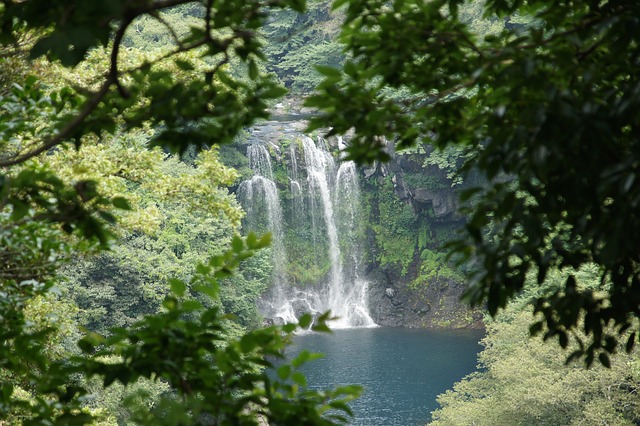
150, 11, 185, 49
0, 1, 197, 168
0, 80, 113, 167
0, 0, 261, 168
110, 19, 134, 99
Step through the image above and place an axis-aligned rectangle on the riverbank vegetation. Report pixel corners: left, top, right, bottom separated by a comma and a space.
431, 268, 640, 425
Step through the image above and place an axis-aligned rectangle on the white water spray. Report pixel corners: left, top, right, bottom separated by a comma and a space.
239, 136, 375, 328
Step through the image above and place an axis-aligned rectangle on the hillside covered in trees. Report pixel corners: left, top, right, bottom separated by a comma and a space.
0, 0, 639, 424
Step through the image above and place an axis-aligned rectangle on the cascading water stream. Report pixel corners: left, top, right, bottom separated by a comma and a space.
248, 144, 274, 179
288, 145, 304, 225
301, 137, 343, 304
238, 145, 296, 323
239, 135, 375, 328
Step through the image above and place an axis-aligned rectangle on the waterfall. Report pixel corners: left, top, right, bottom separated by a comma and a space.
238, 145, 293, 322
336, 160, 362, 277
288, 145, 304, 223
239, 135, 375, 328
301, 136, 343, 303
248, 144, 274, 179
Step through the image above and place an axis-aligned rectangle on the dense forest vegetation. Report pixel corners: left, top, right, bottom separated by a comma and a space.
432, 268, 640, 425
0, 0, 639, 424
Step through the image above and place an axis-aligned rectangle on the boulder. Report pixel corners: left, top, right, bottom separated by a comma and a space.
363, 166, 377, 179
412, 188, 458, 217
391, 173, 411, 200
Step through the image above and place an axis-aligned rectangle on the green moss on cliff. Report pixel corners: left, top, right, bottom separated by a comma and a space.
366, 177, 417, 276
410, 249, 464, 290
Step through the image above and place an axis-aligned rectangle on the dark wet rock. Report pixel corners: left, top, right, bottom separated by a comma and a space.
391, 173, 411, 200
366, 267, 482, 329
291, 299, 313, 318
412, 188, 459, 217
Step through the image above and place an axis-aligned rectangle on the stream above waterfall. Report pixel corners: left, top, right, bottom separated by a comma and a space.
284, 327, 483, 425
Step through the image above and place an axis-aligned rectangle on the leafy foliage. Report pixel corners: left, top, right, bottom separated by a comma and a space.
51, 133, 273, 335
75, 235, 359, 426
431, 286, 640, 425
366, 177, 417, 275
422, 145, 471, 187
1, 235, 361, 424
310, 0, 640, 365
410, 249, 464, 291
0, 0, 303, 168
0, 1, 366, 423
1, 161, 126, 249
263, 0, 345, 92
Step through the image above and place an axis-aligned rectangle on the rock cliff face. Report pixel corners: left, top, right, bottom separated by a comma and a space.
357, 151, 482, 329
228, 118, 482, 329
412, 188, 459, 218
367, 270, 483, 328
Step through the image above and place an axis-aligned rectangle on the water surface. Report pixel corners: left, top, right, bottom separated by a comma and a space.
285, 327, 483, 425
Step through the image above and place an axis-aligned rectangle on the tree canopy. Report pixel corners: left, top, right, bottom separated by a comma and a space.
431, 270, 640, 425
0, 1, 363, 423
309, 0, 640, 365
1, 0, 639, 422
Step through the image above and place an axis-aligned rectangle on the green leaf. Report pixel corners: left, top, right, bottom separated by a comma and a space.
169, 278, 186, 297
231, 235, 244, 253
558, 331, 568, 348
240, 335, 257, 353
298, 313, 313, 329
292, 371, 307, 387
292, 350, 324, 368
162, 296, 178, 311
315, 65, 341, 78
277, 364, 291, 380
98, 211, 116, 224
77, 338, 95, 353
201, 307, 221, 325
331, 0, 349, 10
311, 322, 331, 333
196, 263, 211, 275
210, 255, 225, 267
216, 70, 236, 87
111, 196, 131, 210
10, 199, 29, 221
182, 300, 203, 312
246, 232, 258, 248
626, 333, 635, 353
460, 187, 482, 202
328, 400, 352, 414
193, 283, 219, 299
287, 0, 306, 13
598, 352, 611, 368
175, 59, 195, 71
261, 85, 288, 99
1, 383, 14, 401
256, 233, 272, 249
565, 350, 584, 365
248, 58, 259, 80
282, 323, 297, 333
